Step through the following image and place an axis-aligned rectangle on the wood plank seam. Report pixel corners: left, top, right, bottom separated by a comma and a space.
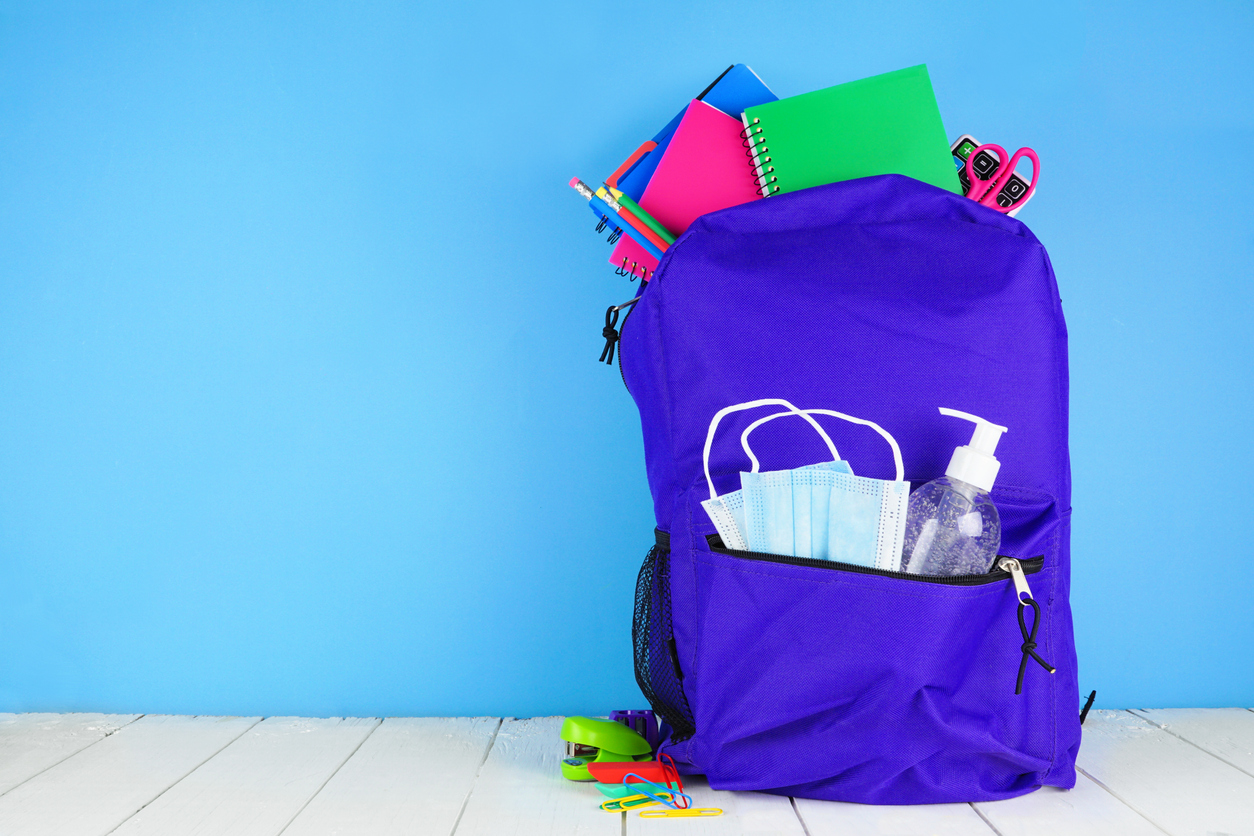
0, 713, 146, 801
968, 802, 1007, 835
1072, 765, 1173, 836
787, 797, 814, 836
446, 716, 503, 836
98, 716, 264, 836
273, 718, 385, 836
1129, 708, 1254, 781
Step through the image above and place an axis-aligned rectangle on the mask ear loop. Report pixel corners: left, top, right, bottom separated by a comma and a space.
703, 399, 839, 502
739, 410, 840, 473
739, 409, 905, 481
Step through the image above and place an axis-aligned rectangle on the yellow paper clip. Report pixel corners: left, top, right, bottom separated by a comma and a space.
639, 807, 724, 818
600, 792, 671, 812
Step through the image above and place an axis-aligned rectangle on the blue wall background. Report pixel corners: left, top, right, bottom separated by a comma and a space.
1, 1, 1250, 717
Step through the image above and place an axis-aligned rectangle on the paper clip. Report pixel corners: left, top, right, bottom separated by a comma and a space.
657, 753, 685, 795
639, 808, 724, 818
623, 774, 692, 810
600, 792, 669, 812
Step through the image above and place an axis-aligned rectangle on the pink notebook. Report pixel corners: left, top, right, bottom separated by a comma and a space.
610, 99, 762, 280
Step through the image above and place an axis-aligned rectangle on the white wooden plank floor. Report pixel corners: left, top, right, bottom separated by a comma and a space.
0, 710, 1249, 835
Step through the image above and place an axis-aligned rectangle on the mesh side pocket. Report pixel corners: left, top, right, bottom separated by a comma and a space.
633, 539, 695, 742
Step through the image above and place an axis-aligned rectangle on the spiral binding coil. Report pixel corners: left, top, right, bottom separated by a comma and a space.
597, 215, 653, 282
740, 117, 779, 196
594, 212, 625, 244
616, 256, 652, 282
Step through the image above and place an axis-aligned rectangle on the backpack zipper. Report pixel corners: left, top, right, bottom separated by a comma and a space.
617, 294, 636, 393
705, 533, 1043, 586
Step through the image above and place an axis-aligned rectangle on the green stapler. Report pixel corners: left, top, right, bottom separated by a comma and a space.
559, 716, 653, 781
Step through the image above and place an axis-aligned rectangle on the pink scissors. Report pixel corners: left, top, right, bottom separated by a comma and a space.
964, 144, 1038, 214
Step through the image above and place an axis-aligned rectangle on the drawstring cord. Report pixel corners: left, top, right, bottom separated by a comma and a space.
1015, 596, 1055, 695
1080, 689, 1097, 724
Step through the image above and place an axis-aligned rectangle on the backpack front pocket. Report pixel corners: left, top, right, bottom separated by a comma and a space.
688, 537, 1060, 804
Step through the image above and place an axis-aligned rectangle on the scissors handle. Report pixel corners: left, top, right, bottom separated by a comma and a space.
964, 144, 1039, 214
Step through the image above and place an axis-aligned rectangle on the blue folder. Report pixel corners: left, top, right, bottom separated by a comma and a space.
614, 64, 778, 201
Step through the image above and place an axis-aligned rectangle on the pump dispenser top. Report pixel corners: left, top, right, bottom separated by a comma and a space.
939, 408, 1007, 493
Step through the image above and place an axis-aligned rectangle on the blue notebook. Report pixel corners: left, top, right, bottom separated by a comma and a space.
614, 64, 778, 202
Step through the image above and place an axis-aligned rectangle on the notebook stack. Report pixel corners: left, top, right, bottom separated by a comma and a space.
572, 64, 962, 283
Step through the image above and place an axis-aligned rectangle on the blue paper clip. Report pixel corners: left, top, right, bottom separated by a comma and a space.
623, 773, 692, 810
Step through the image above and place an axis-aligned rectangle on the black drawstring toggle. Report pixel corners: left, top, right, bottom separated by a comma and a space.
1015, 596, 1056, 695
599, 306, 621, 365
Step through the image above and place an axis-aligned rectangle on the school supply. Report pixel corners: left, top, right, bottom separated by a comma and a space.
609, 99, 762, 280
595, 186, 671, 253
613, 64, 778, 203
951, 135, 1037, 216
607, 709, 659, 749
620, 174, 1078, 803
559, 716, 652, 782
569, 180, 667, 261
569, 179, 665, 262
962, 142, 1039, 215
596, 781, 660, 799
606, 188, 675, 245
587, 759, 675, 786
902, 408, 1008, 576
741, 65, 960, 197
639, 808, 724, 818
621, 774, 692, 810
600, 793, 669, 812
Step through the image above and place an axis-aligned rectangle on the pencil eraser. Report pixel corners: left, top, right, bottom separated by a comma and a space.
569, 177, 580, 188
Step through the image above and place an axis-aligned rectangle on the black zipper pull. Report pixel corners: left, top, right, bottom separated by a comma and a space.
600, 306, 621, 365
598, 296, 641, 365
997, 557, 1056, 694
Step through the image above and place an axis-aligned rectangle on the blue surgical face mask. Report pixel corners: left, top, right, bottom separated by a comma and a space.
741, 469, 794, 556
701, 399, 842, 551
706, 461, 847, 552
703, 488, 749, 551
742, 465, 907, 568
820, 469, 910, 570
701, 399, 908, 569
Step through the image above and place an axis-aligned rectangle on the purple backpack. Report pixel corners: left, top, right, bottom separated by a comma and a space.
620, 175, 1080, 804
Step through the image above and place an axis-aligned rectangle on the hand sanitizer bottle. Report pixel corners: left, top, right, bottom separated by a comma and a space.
902, 408, 1008, 576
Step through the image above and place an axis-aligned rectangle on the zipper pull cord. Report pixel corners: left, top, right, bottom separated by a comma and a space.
598, 296, 641, 365
1015, 596, 1055, 694
998, 557, 1056, 694
600, 306, 621, 364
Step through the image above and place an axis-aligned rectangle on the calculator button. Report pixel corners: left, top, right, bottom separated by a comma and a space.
997, 178, 1027, 207
972, 151, 999, 178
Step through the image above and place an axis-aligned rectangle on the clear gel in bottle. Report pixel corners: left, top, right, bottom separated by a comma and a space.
902, 408, 1007, 576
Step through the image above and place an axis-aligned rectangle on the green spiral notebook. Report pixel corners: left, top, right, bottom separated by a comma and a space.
741, 65, 961, 197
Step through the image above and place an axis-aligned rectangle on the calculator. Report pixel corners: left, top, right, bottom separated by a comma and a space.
951, 134, 1036, 218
